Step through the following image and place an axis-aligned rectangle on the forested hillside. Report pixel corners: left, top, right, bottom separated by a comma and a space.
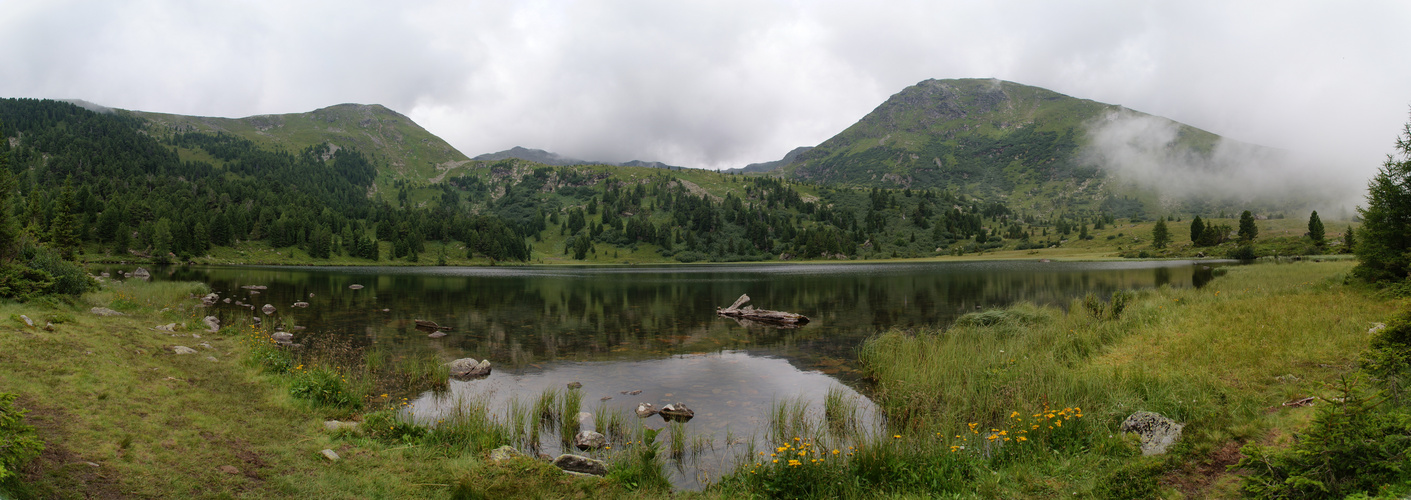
1, 98, 1124, 266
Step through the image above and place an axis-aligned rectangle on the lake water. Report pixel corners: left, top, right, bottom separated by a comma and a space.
145, 260, 1220, 488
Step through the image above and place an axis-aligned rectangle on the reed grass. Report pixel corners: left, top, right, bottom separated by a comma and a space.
560, 387, 583, 445
716, 260, 1404, 498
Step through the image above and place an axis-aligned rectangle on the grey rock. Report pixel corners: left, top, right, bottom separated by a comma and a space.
567, 381, 583, 389
222, 298, 231, 303
172, 346, 198, 355
201, 293, 220, 306
552, 454, 607, 476
324, 420, 360, 432
448, 358, 491, 379
199, 342, 213, 349
90, 307, 124, 317
427, 331, 447, 339
203, 316, 220, 332
1371, 322, 1388, 334
320, 449, 341, 461
271, 332, 294, 343
489, 445, 520, 462
205, 356, 218, 362
573, 430, 607, 450
132, 267, 150, 280
18, 315, 33, 327
635, 402, 657, 418
1120, 411, 1184, 456
156, 323, 178, 332
43, 322, 54, 331
262, 304, 276, 315
293, 302, 309, 308
660, 403, 695, 421
348, 284, 364, 290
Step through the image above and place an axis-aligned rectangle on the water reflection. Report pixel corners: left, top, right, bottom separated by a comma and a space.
131, 260, 1224, 488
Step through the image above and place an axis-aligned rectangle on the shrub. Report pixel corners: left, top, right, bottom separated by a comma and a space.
288, 366, 362, 411
0, 393, 43, 483
21, 243, 96, 296
1234, 377, 1411, 498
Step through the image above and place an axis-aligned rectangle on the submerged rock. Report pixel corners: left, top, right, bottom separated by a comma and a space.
427, 331, 447, 339
447, 358, 491, 379
660, 403, 695, 422
567, 381, 583, 390
552, 454, 607, 476
574, 430, 607, 450
132, 267, 150, 280
1120, 411, 1184, 456
348, 284, 364, 290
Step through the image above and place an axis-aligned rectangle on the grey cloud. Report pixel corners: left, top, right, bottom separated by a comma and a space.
3, 0, 1409, 187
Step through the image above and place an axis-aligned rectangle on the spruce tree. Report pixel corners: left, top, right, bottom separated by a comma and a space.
1152, 218, 1170, 249
1307, 211, 1325, 246
47, 178, 79, 259
1238, 210, 1258, 242
1190, 216, 1205, 245
0, 149, 17, 262
1355, 113, 1411, 282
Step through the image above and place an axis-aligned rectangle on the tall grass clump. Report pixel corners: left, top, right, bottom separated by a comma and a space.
0, 393, 43, 485
421, 395, 512, 454
560, 387, 583, 445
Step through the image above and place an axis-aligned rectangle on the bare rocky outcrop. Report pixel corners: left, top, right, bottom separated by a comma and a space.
1120, 411, 1184, 455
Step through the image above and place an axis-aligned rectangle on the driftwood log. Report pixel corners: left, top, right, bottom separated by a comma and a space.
716, 294, 809, 327
414, 319, 452, 332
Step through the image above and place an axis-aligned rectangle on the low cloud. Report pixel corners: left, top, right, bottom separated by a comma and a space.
1082, 110, 1364, 218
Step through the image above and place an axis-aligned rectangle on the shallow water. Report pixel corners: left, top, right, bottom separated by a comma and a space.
138, 260, 1221, 488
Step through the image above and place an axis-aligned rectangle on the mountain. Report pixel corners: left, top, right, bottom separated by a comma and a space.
474, 146, 686, 170
473, 146, 586, 166
725, 146, 813, 174
776, 78, 1333, 216
128, 103, 471, 190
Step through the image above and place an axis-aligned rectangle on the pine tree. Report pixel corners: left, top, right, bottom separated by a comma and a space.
1238, 211, 1258, 243
1307, 211, 1325, 246
47, 178, 79, 259
1343, 225, 1356, 254
0, 150, 17, 262
1190, 216, 1205, 245
1152, 218, 1170, 249
1355, 112, 1411, 282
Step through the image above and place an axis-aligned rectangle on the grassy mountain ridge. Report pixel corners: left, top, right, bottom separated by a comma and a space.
779, 78, 1248, 216
128, 103, 471, 193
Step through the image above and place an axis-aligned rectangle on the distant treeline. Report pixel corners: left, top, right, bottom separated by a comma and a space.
0, 98, 1139, 266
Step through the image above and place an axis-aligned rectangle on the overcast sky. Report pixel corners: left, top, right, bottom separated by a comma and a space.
3, 1, 1408, 179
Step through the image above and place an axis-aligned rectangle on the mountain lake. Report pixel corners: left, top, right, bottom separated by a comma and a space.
128, 260, 1226, 489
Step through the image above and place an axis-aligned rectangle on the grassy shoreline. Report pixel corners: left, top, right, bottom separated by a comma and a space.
2, 259, 1402, 498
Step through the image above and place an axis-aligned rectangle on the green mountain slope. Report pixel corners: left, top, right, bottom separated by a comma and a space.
779, 78, 1240, 215
128, 104, 472, 192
